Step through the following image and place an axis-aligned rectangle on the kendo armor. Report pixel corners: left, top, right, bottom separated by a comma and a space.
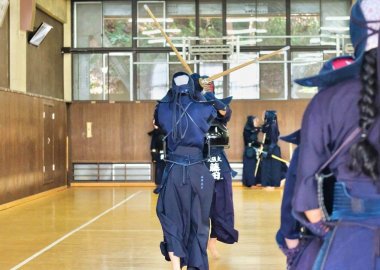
206, 121, 230, 148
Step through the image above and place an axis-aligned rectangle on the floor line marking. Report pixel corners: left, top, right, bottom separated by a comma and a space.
10, 190, 142, 270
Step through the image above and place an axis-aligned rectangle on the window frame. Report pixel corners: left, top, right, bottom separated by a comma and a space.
71, 0, 352, 101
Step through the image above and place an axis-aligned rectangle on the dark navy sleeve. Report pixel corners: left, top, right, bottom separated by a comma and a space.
293, 97, 329, 212
154, 103, 161, 128
270, 124, 279, 145
262, 123, 269, 134
207, 107, 217, 124
279, 147, 301, 239
220, 106, 232, 123
243, 128, 250, 146
149, 130, 155, 150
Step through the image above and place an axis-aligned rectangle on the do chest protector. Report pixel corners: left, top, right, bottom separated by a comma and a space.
205, 122, 230, 149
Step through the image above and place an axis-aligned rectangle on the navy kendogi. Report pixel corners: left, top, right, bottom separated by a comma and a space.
276, 130, 322, 270
242, 116, 261, 187
154, 72, 216, 270
276, 51, 355, 270
260, 111, 286, 187
275, 55, 355, 270
193, 74, 239, 245
292, 1, 380, 269
148, 127, 166, 185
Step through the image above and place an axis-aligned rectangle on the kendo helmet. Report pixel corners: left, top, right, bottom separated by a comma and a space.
350, 0, 380, 60
172, 72, 195, 96
245, 115, 256, 130
190, 73, 207, 101
264, 110, 277, 123
190, 73, 202, 93
159, 72, 198, 103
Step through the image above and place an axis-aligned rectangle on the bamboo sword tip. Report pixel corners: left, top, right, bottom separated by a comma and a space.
143, 4, 149, 10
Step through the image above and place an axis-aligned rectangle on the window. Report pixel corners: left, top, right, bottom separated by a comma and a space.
257, 0, 286, 46
74, 3, 102, 48
320, 0, 350, 47
136, 53, 169, 100
291, 0, 320, 46
108, 53, 133, 101
73, 53, 107, 100
227, 0, 285, 46
74, 1, 132, 48
228, 52, 260, 99
291, 0, 350, 47
137, 1, 166, 47
291, 50, 342, 98
103, 2, 132, 47
259, 51, 287, 99
291, 51, 323, 98
227, 1, 261, 47
199, 55, 224, 98
137, 1, 195, 47
199, 1, 223, 44
166, 1, 196, 39
73, 53, 133, 101
72, 0, 352, 101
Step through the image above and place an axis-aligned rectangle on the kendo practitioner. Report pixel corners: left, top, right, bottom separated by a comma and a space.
260, 111, 286, 187
242, 116, 262, 187
191, 73, 239, 258
292, 1, 380, 269
276, 55, 354, 270
148, 123, 166, 185
154, 72, 216, 270
276, 130, 322, 270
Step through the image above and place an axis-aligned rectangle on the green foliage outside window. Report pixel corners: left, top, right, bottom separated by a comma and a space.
291, 16, 320, 45
200, 18, 222, 38
259, 17, 286, 46
104, 19, 132, 47
167, 19, 196, 38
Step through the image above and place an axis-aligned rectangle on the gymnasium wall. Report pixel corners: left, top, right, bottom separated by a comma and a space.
69, 99, 309, 166
0, 1, 68, 205
0, 90, 67, 205
0, 8, 9, 89
36, 0, 67, 23
27, 9, 64, 99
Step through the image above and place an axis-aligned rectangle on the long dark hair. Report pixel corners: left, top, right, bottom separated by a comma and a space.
349, 48, 379, 180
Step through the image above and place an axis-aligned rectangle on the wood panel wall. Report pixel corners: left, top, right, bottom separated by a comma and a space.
69, 100, 309, 165
0, 9, 9, 88
69, 102, 155, 163
27, 9, 63, 99
0, 90, 67, 205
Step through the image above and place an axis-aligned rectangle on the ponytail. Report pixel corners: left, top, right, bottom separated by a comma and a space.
349, 48, 379, 180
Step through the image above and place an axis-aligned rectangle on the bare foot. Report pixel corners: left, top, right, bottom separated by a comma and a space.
168, 252, 181, 270
208, 238, 220, 259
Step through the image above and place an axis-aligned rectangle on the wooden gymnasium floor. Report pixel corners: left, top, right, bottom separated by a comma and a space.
0, 186, 286, 270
